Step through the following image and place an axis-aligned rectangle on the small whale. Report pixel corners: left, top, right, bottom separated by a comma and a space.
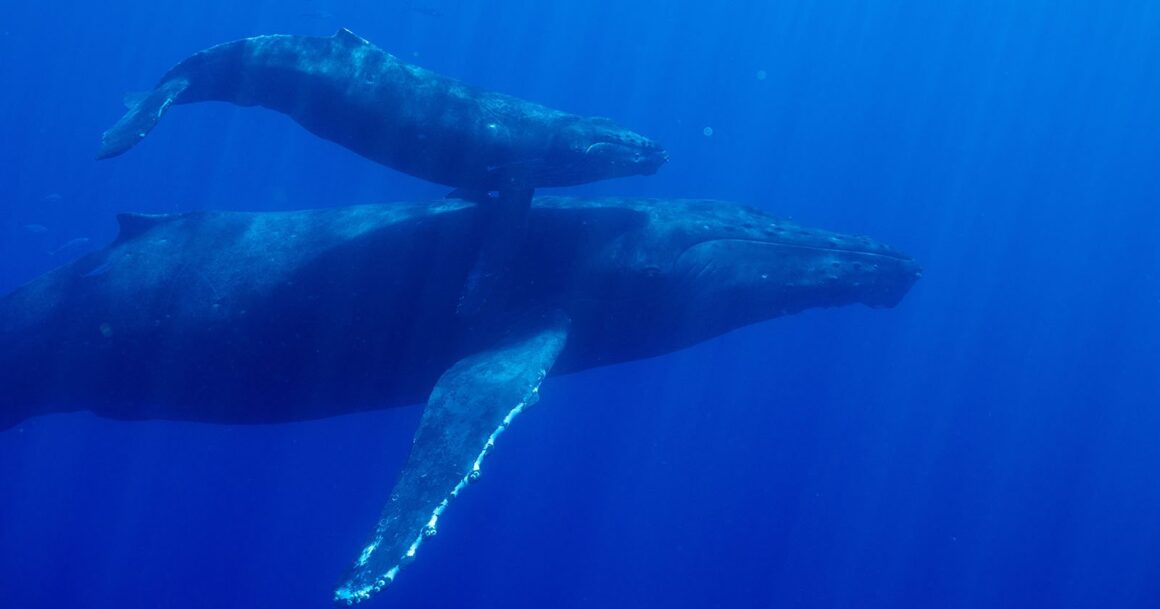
97, 29, 667, 192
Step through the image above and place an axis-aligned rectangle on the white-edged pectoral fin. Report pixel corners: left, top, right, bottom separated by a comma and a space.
333, 310, 570, 606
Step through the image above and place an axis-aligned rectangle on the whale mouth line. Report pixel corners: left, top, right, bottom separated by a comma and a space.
688, 237, 915, 262
583, 141, 614, 155
583, 141, 667, 172
584, 140, 643, 155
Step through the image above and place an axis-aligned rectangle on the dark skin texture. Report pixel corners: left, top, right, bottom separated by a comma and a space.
0, 197, 917, 428
98, 29, 668, 191
96, 29, 669, 315
0, 197, 918, 605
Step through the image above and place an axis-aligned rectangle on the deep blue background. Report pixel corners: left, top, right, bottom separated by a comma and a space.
2, 1, 1158, 607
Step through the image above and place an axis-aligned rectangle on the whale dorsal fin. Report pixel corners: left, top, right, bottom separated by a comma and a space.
335, 28, 370, 46
335, 310, 571, 605
114, 212, 177, 242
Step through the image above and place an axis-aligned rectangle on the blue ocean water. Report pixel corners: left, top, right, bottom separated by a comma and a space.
1, 0, 1157, 607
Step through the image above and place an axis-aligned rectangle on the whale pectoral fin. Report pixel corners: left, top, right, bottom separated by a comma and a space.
334, 310, 570, 606
97, 77, 190, 160
457, 187, 534, 318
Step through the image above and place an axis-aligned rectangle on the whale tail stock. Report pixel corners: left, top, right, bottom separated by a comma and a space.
97, 77, 190, 160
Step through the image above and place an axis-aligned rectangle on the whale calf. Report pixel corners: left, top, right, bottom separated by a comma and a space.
97, 29, 667, 192
0, 197, 918, 605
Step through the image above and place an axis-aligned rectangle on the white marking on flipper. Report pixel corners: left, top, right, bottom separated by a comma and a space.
335, 370, 548, 605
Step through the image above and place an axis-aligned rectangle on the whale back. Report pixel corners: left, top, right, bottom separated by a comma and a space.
0, 200, 484, 424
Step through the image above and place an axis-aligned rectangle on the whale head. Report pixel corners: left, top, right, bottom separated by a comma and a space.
665, 218, 920, 337
579, 126, 669, 174
536, 117, 667, 187
547, 198, 920, 362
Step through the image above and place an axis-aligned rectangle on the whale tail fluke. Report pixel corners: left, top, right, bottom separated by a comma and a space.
97, 77, 190, 160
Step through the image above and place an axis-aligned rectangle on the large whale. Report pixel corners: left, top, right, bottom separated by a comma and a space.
96, 29, 668, 192
0, 197, 919, 605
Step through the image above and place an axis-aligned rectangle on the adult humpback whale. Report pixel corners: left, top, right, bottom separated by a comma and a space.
96, 29, 668, 192
0, 197, 919, 605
